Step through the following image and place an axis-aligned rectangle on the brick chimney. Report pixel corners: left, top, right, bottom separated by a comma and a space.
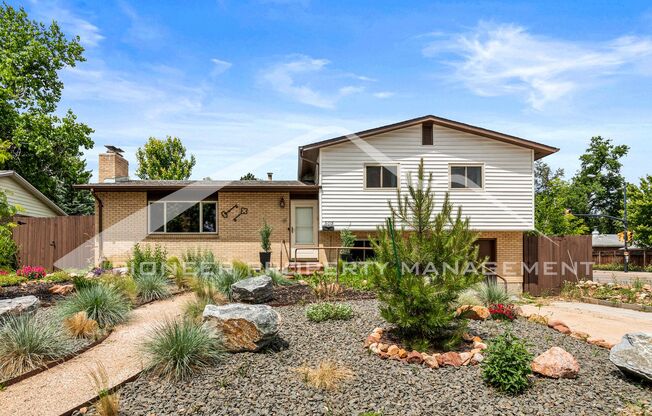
267, 172, 273, 181
98, 145, 129, 183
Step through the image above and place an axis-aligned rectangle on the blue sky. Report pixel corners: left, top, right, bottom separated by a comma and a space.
13, 0, 652, 182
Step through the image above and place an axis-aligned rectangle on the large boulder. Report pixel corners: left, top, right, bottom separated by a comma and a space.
0, 295, 40, 317
203, 303, 280, 352
531, 347, 580, 379
231, 276, 273, 303
609, 332, 652, 382
455, 305, 490, 320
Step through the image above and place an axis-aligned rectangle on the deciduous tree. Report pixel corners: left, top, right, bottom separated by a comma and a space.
627, 175, 652, 248
135, 136, 196, 180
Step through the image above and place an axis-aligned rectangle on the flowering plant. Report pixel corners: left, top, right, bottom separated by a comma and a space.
0, 270, 8, 276
16, 265, 46, 280
489, 303, 516, 321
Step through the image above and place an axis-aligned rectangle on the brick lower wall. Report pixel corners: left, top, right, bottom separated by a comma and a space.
95, 191, 290, 268
319, 229, 524, 293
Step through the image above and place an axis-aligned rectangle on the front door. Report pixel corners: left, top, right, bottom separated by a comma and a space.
290, 200, 318, 261
476, 238, 497, 283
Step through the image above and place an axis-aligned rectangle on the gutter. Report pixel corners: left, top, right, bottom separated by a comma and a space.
91, 190, 103, 261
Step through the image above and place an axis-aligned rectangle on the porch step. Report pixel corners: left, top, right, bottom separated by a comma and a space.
286, 262, 324, 275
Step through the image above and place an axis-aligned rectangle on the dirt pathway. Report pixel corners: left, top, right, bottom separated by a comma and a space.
520, 300, 652, 345
0, 292, 193, 416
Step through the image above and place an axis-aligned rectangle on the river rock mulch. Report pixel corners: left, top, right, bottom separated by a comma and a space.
84, 299, 649, 416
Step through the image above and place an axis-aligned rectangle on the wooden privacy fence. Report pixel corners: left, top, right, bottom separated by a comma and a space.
523, 234, 593, 296
12, 215, 95, 271
593, 250, 652, 268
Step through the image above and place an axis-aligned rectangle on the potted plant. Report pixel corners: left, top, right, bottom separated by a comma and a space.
259, 220, 272, 269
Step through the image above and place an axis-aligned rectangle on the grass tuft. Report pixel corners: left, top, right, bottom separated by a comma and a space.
64, 311, 99, 338
142, 319, 224, 381
136, 273, 170, 302
306, 303, 353, 322
0, 313, 74, 379
88, 362, 119, 416
295, 360, 354, 391
58, 285, 131, 328
476, 282, 510, 306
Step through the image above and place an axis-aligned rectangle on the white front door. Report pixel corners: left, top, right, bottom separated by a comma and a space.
291, 200, 318, 261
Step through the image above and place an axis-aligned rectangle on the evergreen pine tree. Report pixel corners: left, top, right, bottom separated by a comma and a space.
370, 159, 484, 350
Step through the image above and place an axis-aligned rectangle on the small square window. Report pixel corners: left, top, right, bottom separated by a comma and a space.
366, 166, 381, 188
450, 165, 483, 189
366, 165, 398, 188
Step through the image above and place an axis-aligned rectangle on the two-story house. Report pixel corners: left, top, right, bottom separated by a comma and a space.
76, 115, 558, 292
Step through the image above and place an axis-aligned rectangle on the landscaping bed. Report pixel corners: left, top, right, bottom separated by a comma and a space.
86, 299, 650, 416
0, 280, 73, 306
561, 280, 652, 308
266, 283, 375, 306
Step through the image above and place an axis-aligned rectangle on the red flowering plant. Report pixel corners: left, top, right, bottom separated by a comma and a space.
16, 265, 47, 280
489, 303, 516, 321
0, 270, 8, 276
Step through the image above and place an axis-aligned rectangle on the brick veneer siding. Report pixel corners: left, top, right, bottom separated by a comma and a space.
95, 191, 290, 268
318, 230, 524, 293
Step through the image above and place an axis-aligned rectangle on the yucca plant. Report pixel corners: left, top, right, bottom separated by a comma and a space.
0, 313, 74, 379
476, 282, 510, 306
136, 273, 170, 302
58, 285, 131, 328
142, 318, 224, 381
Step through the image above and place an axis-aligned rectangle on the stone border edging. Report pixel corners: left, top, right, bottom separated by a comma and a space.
579, 297, 652, 313
0, 331, 112, 388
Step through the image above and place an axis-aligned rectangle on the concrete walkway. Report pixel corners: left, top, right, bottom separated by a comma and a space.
0, 292, 193, 416
521, 300, 652, 345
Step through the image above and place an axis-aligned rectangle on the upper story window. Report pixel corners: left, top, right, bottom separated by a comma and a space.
450, 165, 483, 189
365, 164, 398, 189
148, 201, 217, 233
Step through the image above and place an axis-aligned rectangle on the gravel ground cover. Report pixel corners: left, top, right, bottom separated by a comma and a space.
266, 283, 375, 306
85, 299, 650, 416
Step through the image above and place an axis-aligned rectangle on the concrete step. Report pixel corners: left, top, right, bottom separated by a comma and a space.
286, 262, 324, 275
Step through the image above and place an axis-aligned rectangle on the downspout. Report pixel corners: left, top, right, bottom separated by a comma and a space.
92, 190, 103, 262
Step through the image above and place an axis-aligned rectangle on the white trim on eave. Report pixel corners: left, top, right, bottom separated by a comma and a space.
0, 170, 67, 216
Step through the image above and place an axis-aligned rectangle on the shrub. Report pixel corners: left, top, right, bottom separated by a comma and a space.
46, 270, 72, 283
0, 313, 74, 379
167, 256, 186, 289
231, 259, 253, 278
0, 191, 18, 270
142, 319, 224, 381
476, 282, 510, 306
340, 228, 356, 257
266, 268, 293, 286
259, 220, 272, 253
88, 363, 119, 416
136, 273, 170, 302
58, 285, 131, 328
99, 274, 138, 303
73, 275, 99, 291
0, 273, 26, 287
560, 281, 582, 300
16, 265, 46, 280
294, 361, 353, 391
306, 303, 353, 322
182, 248, 220, 276
128, 244, 167, 280
64, 311, 98, 338
482, 330, 533, 395
369, 159, 483, 350
489, 304, 516, 321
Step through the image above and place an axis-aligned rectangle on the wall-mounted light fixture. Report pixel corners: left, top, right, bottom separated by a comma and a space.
279, 197, 286, 208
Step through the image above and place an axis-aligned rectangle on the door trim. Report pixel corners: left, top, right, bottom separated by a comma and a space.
290, 200, 318, 261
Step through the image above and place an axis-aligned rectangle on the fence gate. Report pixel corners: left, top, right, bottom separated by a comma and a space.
12, 215, 95, 271
523, 234, 593, 296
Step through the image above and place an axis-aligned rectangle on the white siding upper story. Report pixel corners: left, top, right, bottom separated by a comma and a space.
318, 124, 534, 231
0, 175, 62, 217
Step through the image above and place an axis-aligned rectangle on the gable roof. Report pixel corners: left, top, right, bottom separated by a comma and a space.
298, 115, 559, 178
0, 171, 67, 216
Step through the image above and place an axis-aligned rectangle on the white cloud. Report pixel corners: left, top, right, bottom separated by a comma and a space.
261, 55, 367, 109
373, 91, 394, 99
118, 1, 164, 44
210, 58, 233, 76
423, 22, 652, 109
29, 0, 104, 47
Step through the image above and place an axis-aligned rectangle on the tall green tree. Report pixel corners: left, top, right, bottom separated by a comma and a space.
534, 161, 588, 235
240, 172, 258, 180
627, 175, 652, 248
370, 159, 483, 350
135, 136, 196, 180
570, 136, 629, 234
0, 190, 18, 269
0, 4, 94, 215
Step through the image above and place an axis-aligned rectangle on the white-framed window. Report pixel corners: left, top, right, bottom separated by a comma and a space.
365, 164, 398, 189
450, 165, 483, 189
148, 201, 218, 234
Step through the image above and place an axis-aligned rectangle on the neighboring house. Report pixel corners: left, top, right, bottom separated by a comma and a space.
76, 115, 558, 293
0, 170, 66, 217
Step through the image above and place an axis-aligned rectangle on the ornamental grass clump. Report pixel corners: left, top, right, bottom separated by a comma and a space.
88, 362, 119, 416
369, 159, 484, 350
294, 361, 354, 391
482, 330, 533, 395
142, 318, 224, 381
476, 282, 510, 306
64, 311, 99, 338
136, 273, 170, 302
0, 313, 74, 379
306, 303, 353, 322
58, 285, 131, 328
